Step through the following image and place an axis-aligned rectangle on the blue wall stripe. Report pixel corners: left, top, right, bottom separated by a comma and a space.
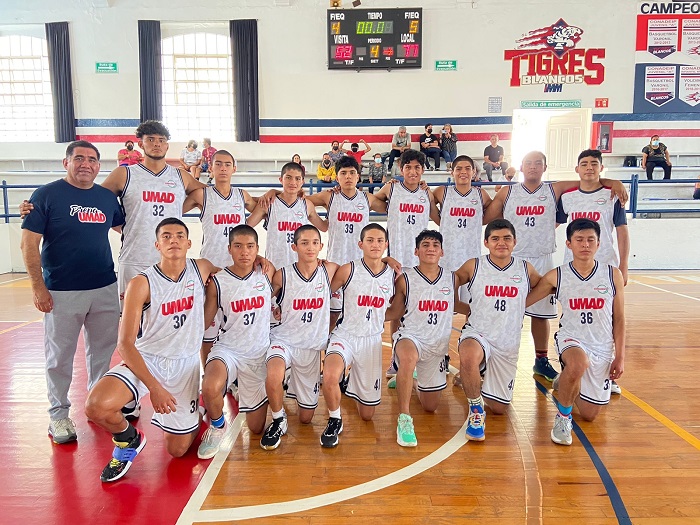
534, 380, 632, 525
75, 119, 141, 128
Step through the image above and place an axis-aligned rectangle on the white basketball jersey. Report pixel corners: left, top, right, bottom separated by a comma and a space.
271, 263, 331, 351
334, 259, 395, 338
556, 261, 616, 359
120, 164, 186, 266
200, 186, 246, 268
439, 186, 484, 271
386, 182, 431, 267
136, 259, 205, 359
503, 183, 557, 257
212, 267, 272, 359
466, 255, 531, 352
327, 191, 370, 264
399, 266, 454, 348
264, 196, 308, 270
559, 187, 620, 267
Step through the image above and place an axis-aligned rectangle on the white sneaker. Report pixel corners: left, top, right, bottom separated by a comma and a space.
197, 424, 228, 459
48, 417, 77, 444
228, 383, 239, 402
610, 380, 622, 395
551, 413, 573, 446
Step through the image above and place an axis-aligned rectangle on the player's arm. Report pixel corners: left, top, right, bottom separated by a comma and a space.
384, 274, 407, 321
246, 199, 268, 227
609, 268, 626, 380
195, 258, 219, 281
525, 261, 542, 290
552, 179, 628, 206
453, 279, 470, 317
330, 262, 352, 293
453, 258, 476, 289
430, 186, 444, 225
271, 268, 283, 299
118, 276, 177, 414
241, 189, 260, 212
20, 229, 53, 313
616, 225, 630, 286
526, 268, 557, 307
480, 188, 493, 216
483, 186, 506, 223
204, 275, 220, 330
181, 168, 207, 193
322, 261, 340, 283
100, 165, 128, 196
307, 199, 329, 232
366, 192, 388, 214
183, 187, 204, 213
306, 191, 330, 209
372, 182, 391, 203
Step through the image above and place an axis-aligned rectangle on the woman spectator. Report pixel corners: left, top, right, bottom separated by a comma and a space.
440, 123, 459, 170
292, 154, 306, 177
642, 135, 672, 180
180, 140, 203, 180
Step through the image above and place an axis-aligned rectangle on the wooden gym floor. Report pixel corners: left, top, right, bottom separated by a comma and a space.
1, 271, 700, 525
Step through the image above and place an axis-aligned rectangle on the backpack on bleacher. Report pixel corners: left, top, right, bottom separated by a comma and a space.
623, 156, 637, 167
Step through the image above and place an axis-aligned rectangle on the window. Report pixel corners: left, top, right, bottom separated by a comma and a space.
0, 35, 54, 141
161, 32, 234, 141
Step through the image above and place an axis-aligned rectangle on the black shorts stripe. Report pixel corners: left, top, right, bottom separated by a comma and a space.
239, 396, 269, 413
579, 393, 609, 406
104, 371, 140, 404
482, 391, 512, 405
344, 390, 381, 406
416, 382, 447, 393
525, 311, 558, 319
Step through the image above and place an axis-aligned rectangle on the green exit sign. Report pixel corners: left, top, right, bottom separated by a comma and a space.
435, 60, 457, 71
95, 62, 118, 74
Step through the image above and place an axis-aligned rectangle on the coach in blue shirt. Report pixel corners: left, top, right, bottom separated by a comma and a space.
21, 140, 125, 445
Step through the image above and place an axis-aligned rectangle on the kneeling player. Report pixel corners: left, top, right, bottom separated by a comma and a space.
85, 218, 217, 482
385, 230, 468, 447
527, 218, 625, 446
454, 219, 540, 441
260, 225, 339, 450
197, 225, 276, 459
321, 223, 396, 447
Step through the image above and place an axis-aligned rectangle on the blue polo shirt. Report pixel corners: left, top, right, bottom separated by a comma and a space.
22, 179, 125, 291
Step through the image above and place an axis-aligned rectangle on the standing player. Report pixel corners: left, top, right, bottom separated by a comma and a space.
321, 224, 396, 447
247, 162, 328, 271
557, 149, 629, 394
526, 219, 625, 446
384, 230, 467, 447
260, 226, 339, 450
85, 218, 218, 482
454, 219, 540, 441
197, 225, 275, 459
484, 151, 627, 384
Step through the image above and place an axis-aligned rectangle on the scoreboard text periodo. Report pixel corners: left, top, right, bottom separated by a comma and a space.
327, 8, 423, 70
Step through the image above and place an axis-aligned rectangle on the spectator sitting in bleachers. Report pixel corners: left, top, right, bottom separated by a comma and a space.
642, 134, 672, 180
292, 154, 306, 177
342, 139, 371, 171
317, 153, 336, 183
180, 139, 203, 180
201, 138, 217, 183
117, 140, 143, 166
387, 126, 411, 172
419, 123, 442, 170
495, 166, 517, 192
364, 153, 387, 192
483, 134, 509, 182
694, 175, 700, 199
440, 123, 458, 170
329, 140, 344, 164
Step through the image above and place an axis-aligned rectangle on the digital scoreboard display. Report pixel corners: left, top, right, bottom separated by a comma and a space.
327, 8, 422, 70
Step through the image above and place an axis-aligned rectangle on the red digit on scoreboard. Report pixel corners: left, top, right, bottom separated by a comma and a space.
334, 45, 353, 60
402, 44, 419, 58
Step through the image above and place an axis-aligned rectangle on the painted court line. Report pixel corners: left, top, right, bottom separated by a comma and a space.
176, 413, 246, 525
630, 280, 700, 302
509, 396, 543, 525
622, 387, 700, 452
186, 420, 470, 522
0, 276, 28, 286
0, 319, 41, 335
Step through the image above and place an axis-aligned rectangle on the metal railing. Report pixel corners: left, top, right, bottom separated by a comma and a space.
2, 175, 699, 223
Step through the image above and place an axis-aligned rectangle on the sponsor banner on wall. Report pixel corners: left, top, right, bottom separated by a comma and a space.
503, 18, 605, 93
634, 2, 700, 112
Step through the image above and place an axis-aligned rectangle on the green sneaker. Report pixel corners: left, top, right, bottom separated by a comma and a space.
387, 370, 417, 389
397, 413, 417, 447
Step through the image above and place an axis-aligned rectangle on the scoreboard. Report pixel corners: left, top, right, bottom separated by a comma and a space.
327, 8, 422, 70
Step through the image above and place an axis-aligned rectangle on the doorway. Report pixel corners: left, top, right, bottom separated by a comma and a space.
511, 108, 592, 181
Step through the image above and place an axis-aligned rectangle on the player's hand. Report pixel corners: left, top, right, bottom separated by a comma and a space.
255, 255, 272, 274
608, 180, 629, 206
382, 256, 403, 275
33, 284, 53, 313
19, 200, 34, 218
272, 306, 281, 321
150, 384, 177, 414
330, 185, 341, 194
609, 356, 624, 381
259, 189, 277, 211
418, 179, 429, 191
668, 160, 672, 166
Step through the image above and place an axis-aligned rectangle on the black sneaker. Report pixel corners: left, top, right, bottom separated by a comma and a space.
260, 416, 288, 450
121, 403, 141, 421
320, 417, 343, 448
100, 429, 147, 483
339, 374, 350, 394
